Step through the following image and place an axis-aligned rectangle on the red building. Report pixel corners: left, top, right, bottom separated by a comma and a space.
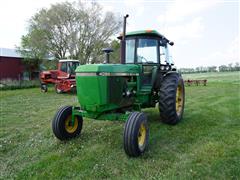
0, 48, 25, 80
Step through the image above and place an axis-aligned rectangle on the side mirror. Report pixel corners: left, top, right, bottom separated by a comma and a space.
169, 41, 174, 46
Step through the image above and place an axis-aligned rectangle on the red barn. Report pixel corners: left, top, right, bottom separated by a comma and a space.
0, 48, 25, 80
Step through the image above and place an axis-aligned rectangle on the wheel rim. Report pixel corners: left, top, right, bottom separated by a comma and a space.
41, 85, 46, 92
65, 115, 78, 133
176, 82, 183, 116
57, 88, 62, 93
138, 123, 146, 147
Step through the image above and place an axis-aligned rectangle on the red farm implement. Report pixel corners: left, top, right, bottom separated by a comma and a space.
184, 79, 207, 86
40, 59, 79, 93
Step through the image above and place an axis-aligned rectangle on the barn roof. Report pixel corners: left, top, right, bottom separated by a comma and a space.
0, 48, 22, 58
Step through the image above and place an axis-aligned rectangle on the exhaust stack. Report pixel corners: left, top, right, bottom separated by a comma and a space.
120, 14, 129, 64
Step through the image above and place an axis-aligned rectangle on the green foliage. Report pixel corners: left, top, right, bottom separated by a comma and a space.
109, 40, 121, 64
19, 1, 122, 64
40, 59, 58, 70
1, 72, 239, 179
17, 27, 48, 73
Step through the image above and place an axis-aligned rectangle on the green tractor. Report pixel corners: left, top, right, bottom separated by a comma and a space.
52, 15, 185, 157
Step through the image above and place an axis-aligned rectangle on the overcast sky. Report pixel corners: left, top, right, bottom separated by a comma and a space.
0, 0, 239, 68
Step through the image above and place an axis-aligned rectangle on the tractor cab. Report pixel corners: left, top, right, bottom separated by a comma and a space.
124, 30, 173, 65
122, 30, 175, 89
58, 59, 80, 78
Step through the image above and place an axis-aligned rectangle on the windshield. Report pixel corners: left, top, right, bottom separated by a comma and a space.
137, 39, 158, 63
125, 38, 158, 64
71, 62, 79, 73
61, 62, 79, 74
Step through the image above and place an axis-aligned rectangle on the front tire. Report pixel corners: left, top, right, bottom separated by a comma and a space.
159, 72, 185, 125
123, 112, 149, 157
55, 83, 63, 94
41, 83, 48, 92
52, 106, 83, 140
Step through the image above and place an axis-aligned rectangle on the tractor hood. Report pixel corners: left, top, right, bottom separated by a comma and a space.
75, 64, 140, 113
75, 64, 139, 75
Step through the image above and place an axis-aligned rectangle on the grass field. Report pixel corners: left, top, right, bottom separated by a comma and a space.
1, 72, 240, 179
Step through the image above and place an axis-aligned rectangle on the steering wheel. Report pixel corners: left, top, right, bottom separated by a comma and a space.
137, 55, 148, 63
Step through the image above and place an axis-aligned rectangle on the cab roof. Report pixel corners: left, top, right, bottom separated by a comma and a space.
59, 59, 79, 63
118, 30, 170, 42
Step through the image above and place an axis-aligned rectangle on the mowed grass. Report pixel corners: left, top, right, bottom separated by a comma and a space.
0, 72, 239, 179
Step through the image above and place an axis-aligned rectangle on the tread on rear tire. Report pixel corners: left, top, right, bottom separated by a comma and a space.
159, 72, 185, 125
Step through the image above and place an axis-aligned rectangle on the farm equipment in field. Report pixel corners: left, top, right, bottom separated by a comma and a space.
40, 59, 80, 93
184, 79, 207, 86
52, 15, 185, 157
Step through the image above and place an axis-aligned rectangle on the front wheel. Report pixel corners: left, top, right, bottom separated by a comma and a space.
52, 106, 83, 140
123, 112, 149, 157
41, 83, 48, 92
55, 83, 63, 94
159, 72, 185, 125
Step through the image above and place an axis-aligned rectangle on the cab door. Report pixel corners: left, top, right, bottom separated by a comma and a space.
58, 62, 70, 78
136, 38, 159, 89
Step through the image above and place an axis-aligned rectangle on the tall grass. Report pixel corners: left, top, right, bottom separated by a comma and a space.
0, 79, 40, 90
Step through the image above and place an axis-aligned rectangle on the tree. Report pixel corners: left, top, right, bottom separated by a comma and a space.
219, 65, 228, 72
19, 1, 122, 65
228, 63, 233, 71
109, 40, 121, 64
234, 62, 240, 71
208, 66, 217, 72
17, 30, 47, 78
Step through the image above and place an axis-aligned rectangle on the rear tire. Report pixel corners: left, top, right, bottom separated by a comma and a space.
123, 112, 149, 157
159, 72, 185, 125
52, 106, 83, 140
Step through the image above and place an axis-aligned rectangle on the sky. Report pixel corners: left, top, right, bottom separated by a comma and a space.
0, 0, 239, 68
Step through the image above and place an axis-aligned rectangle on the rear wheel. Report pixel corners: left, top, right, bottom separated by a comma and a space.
123, 112, 149, 157
159, 73, 185, 125
52, 106, 83, 140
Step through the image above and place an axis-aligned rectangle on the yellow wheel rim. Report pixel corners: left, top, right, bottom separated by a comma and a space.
65, 115, 78, 133
176, 82, 183, 116
138, 123, 146, 147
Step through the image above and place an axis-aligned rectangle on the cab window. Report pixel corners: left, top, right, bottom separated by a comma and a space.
69, 62, 79, 74
126, 39, 135, 63
60, 62, 67, 72
160, 45, 167, 64
159, 44, 173, 65
137, 39, 158, 63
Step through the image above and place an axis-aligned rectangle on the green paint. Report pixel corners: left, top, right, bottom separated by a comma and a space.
75, 64, 141, 114
74, 62, 158, 121
75, 64, 140, 74
72, 106, 129, 121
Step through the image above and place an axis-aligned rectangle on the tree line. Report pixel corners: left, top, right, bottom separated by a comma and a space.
179, 62, 240, 74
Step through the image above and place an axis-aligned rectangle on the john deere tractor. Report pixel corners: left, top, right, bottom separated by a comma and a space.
52, 15, 185, 157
